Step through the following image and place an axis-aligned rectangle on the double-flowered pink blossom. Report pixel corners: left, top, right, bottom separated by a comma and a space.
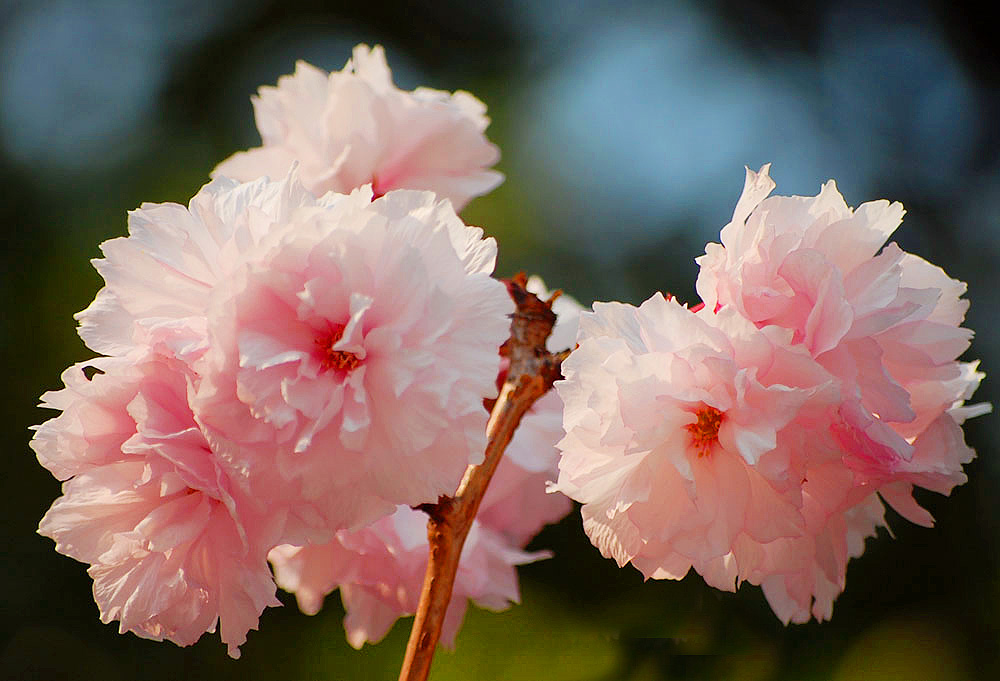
269, 506, 548, 649
214, 44, 502, 210
192, 179, 513, 536
694, 164, 987, 621
557, 165, 986, 623
696, 168, 986, 501
33, 353, 280, 657
38, 170, 513, 655
553, 295, 835, 588
76, 171, 512, 537
696, 165, 983, 447
268, 278, 579, 646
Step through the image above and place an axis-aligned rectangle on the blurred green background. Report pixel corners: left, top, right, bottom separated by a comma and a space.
2, 0, 998, 679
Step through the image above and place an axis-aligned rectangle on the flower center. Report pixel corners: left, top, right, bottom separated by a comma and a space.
315, 324, 361, 372
685, 406, 723, 457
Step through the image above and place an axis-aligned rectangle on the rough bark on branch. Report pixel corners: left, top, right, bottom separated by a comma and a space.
397, 273, 569, 681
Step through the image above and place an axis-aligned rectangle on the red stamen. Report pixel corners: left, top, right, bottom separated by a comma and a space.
685, 406, 724, 457
316, 324, 361, 372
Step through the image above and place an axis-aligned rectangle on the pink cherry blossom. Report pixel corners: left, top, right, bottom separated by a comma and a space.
32, 356, 146, 481
596, 164, 992, 621
34, 353, 280, 658
191, 182, 513, 533
696, 164, 981, 439
553, 294, 839, 591
75, 170, 512, 536
269, 506, 549, 648
719, 489, 889, 624
213, 44, 502, 210
695, 165, 987, 542
76, 171, 325, 359
267, 277, 578, 646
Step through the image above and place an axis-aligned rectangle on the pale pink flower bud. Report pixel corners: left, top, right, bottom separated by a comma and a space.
214, 45, 502, 210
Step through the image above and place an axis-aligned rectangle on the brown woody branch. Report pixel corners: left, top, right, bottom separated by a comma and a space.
397, 274, 569, 681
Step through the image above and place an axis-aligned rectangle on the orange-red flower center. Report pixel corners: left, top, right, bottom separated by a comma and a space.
686, 406, 724, 457
316, 324, 361, 372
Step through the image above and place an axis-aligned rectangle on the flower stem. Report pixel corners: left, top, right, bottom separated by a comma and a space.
397, 275, 568, 681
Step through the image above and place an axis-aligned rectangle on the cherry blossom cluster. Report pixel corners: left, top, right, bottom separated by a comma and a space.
33, 45, 570, 657
553, 164, 988, 622
267, 276, 577, 648
32, 41, 986, 662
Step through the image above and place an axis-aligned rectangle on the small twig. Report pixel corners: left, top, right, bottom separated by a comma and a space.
397, 274, 568, 681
